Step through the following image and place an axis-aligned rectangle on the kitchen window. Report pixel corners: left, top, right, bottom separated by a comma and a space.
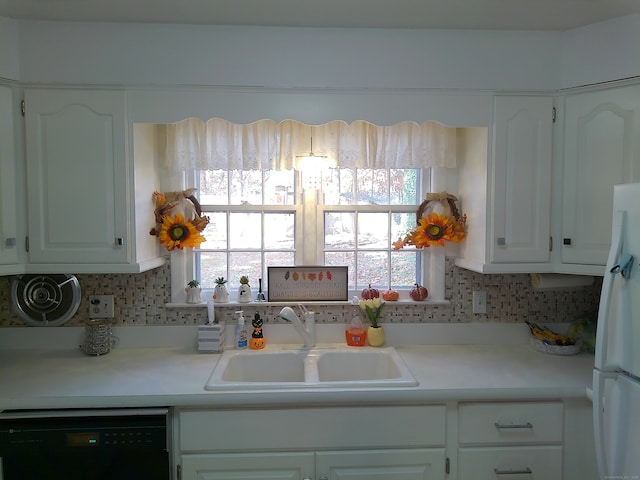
161, 118, 458, 303
190, 166, 427, 294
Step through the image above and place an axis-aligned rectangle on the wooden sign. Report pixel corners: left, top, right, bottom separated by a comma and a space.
267, 266, 348, 302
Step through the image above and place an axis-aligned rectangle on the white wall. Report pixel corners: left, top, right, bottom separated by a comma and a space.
15, 21, 563, 90
2, 15, 638, 91
0, 17, 19, 80
561, 14, 640, 88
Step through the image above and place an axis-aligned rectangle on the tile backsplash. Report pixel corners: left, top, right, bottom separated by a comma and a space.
0, 258, 601, 328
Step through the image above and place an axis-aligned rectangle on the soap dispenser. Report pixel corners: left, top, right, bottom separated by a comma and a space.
235, 311, 248, 349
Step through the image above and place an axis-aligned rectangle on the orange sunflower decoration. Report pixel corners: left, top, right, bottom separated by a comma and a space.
393, 192, 467, 250
158, 213, 205, 251
150, 189, 209, 251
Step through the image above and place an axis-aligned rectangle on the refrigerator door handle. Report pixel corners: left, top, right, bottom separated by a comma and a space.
592, 370, 614, 479
595, 210, 626, 368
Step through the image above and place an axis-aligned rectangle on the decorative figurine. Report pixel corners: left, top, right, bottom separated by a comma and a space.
249, 313, 266, 350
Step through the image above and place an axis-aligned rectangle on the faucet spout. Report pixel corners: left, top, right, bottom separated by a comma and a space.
278, 306, 316, 348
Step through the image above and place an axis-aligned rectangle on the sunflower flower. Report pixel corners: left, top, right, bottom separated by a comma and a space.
158, 213, 205, 251
394, 212, 467, 250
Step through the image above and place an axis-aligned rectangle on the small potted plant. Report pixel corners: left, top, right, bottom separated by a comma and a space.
213, 277, 229, 303
185, 279, 202, 304
359, 297, 386, 347
238, 275, 252, 303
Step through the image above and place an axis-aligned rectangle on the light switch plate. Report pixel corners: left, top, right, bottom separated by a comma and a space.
89, 295, 114, 318
472, 291, 487, 314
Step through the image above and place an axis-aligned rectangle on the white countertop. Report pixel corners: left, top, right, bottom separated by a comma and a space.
0, 324, 594, 411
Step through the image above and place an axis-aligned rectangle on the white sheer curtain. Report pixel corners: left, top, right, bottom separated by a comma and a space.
163, 118, 457, 171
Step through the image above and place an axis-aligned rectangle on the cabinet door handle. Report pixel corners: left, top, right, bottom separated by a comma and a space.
115, 237, 124, 247
563, 238, 572, 245
497, 237, 506, 246
494, 422, 533, 429
494, 467, 532, 475
319, 476, 329, 480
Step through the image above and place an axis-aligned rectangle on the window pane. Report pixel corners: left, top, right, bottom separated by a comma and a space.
357, 251, 389, 289
229, 252, 262, 289
391, 251, 419, 287
325, 252, 355, 287
325, 212, 355, 249
230, 170, 263, 205
357, 213, 388, 249
197, 252, 227, 288
324, 168, 354, 205
390, 169, 419, 205
199, 170, 228, 204
230, 212, 261, 249
264, 213, 295, 249
356, 169, 388, 204
264, 170, 295, 205
200, 212, 227, 249
391, 212, 416, 245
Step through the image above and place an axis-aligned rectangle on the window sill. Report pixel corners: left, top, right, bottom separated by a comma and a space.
166, 299, 450, 308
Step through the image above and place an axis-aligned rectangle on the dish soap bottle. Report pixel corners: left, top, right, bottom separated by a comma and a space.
235, 310, 248, 349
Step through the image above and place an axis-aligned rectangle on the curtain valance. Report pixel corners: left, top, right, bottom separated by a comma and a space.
164, 118, 457, 171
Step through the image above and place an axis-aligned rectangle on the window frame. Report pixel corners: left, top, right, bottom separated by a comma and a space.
168, 167, 452, 304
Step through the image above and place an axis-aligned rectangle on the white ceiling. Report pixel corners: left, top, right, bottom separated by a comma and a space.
1, 0, 639, 31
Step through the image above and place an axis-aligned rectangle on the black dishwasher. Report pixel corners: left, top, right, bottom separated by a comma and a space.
0, 408, 170, 480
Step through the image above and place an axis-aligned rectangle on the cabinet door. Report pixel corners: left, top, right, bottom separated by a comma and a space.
562, 84, 640, 266
24, 89, 128, 264
0, 86, 20, 269
316, 449, 446, 480
180, 452, 315, 480
491, 96, 553, 264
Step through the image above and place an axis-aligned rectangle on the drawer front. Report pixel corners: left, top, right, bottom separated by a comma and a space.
180, 405, 446, 451
458, 446, 563, 480
458, 402, 563, 445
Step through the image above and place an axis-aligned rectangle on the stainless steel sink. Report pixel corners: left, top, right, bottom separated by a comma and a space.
204, 344, 418, 390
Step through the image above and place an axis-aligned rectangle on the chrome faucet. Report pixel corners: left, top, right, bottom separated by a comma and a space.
278, 305, 316, 348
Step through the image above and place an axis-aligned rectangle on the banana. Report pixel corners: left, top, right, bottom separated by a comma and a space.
525, 321, 576, 346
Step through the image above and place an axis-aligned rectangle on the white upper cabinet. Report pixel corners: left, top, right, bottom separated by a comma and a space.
560, 83, 640, 271
0, 86, 22, 273
24, 88, 163, 273
456, 95, 554, 273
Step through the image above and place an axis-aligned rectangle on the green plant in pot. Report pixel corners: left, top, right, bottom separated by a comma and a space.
238, 275, 252, 303
185, 279, 202, 304
213, 277, 229, 303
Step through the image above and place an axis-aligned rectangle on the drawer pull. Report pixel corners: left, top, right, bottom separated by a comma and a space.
494, 467, 532, 475
494, 422, 533, 429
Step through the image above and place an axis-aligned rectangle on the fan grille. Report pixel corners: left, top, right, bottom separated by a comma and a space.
11, 274, 81, 326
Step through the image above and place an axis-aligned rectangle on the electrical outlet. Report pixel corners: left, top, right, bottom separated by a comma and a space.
472, 291, 487, 314
89, 295, 114, 318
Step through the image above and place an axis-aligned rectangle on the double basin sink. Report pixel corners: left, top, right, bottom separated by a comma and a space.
205, 344, 418, 390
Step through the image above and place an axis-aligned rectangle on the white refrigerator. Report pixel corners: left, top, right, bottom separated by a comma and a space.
593, 182, 640, 477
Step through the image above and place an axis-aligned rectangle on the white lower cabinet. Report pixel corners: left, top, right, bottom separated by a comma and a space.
181, 449, 444, 480
458, 446, 562, 479
176, 400, 596, 480
177, 406, 447, 480
457, 402, 563, 479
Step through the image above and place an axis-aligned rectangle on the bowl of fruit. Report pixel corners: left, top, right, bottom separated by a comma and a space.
526, 321, 581, 356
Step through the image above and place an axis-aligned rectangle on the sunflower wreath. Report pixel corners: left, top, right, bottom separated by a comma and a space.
393, 191, 467, 249
149, 188, 210, 251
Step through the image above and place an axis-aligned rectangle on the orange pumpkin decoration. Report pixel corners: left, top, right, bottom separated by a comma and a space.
361, 284, 380, 300
410, 283, 429, 301
382, 289, 399, 301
